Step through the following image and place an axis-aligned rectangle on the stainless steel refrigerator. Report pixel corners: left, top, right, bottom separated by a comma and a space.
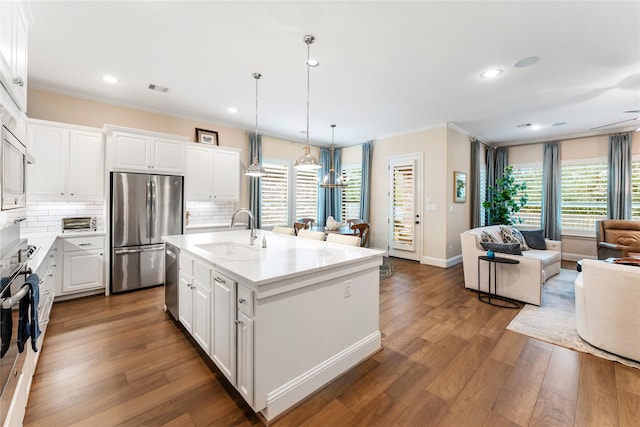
110, 172, 183, 293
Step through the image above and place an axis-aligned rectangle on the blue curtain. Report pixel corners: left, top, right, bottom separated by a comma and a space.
495, 147, 508, 182
542, 141, 561, 240
333, 147, 343, 222
318, 148, 331, 226
248, 133, 262, 229
607, 132, 633, 220
360, 141, 373, 224
486, 148, 495, 225
470, 139, 481, 228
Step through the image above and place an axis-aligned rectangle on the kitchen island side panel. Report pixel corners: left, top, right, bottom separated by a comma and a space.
253, 267, 381, 419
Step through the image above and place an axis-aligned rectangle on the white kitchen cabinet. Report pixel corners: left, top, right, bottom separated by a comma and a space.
36, 243, 57, 326
112, 131, 183, 174
184, 143, 240, 201
0, 0, 30, 111
236, 284, 254, 406
60, 236, 104, 295
27, 121, 104, 201
212, 270, 236, 383
178, 253, 212, 354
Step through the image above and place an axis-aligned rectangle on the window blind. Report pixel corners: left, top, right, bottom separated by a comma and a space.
261, 163, 289, 226
561, 162, 607, 231
512, 165, 542, 227
633, 159, 640, 220
341, 166, 361, 220
295, 169, 318, 221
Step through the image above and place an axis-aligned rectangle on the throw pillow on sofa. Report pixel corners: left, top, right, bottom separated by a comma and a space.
480, 242, 523, 255
500, 226, 529, 251
481, 230, 499, 243
520, 229, 547, 250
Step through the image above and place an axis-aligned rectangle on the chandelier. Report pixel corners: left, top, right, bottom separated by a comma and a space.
320, 124, 348, 188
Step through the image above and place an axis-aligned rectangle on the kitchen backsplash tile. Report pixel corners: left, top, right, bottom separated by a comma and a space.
186, 200, 235, 225
21, 201, 105, 234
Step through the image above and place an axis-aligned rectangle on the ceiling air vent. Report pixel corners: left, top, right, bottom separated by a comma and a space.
148, 84, 169, 93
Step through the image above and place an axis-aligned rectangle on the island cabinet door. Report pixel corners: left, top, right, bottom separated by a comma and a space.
191, 261, 212, 355
236, 310, 254, 407
212, 271, 236, 383
178, 272, 193, 332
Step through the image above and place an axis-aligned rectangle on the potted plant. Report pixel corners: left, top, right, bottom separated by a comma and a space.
483, 165, 528, 225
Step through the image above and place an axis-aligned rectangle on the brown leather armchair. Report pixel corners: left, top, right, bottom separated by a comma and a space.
596, 220, 640, 260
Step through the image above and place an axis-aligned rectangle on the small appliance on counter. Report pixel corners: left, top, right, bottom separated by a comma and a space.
61, 216, 97, 233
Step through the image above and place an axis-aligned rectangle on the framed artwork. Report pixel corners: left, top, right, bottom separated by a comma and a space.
454, 171, 467, 203
195, 128, 219, 145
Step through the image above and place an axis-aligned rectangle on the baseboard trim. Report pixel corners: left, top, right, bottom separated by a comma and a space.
421, 255, 462, 268
563, 252, 597, 262
263, 330, 382, 421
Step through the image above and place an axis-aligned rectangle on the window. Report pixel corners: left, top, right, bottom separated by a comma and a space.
633, 158, 640, 220
260, 160, 318, 227
261, 162, 289, 227
561, 160, 607, 232
341, 164, 362, 221
295, 169, 319, 221
512, 165, 542, 227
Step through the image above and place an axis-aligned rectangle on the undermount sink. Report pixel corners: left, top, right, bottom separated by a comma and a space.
195, 241, 262, 260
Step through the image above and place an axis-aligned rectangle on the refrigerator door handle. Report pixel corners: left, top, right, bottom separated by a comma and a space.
151, 180, 157, 238
114, 245, 165, 255
146, 180, 152, 239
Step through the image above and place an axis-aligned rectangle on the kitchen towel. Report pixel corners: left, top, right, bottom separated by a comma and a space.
17, 273, 40, 353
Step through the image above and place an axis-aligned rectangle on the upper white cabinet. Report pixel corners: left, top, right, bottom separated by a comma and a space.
0, 0, 31, 111
185, 142, 240, 201
111, 131, 184, 174
27, 121, 104, 201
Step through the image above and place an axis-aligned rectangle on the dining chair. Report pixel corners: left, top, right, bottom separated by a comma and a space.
293, 222, 309, 236
326, 233, 361, 247
297, 229, 325, 241
272, 226, 296, 236
347, 218, 363, 226
299, 218, 316, 227
351, 223, 370, 247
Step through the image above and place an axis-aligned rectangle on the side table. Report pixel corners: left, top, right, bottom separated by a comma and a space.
477, 255, 521, 309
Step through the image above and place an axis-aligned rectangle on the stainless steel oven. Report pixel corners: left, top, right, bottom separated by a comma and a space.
0, 236, 31, 425
1, 125, 26, 210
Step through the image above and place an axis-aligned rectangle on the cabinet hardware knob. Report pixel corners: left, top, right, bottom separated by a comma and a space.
215, 277, 226, 284
238, 298, 246, 304
60, 193, 64, 195
13, 76, 24, 87
47, 273, 53, 277
70, 193, 74, 196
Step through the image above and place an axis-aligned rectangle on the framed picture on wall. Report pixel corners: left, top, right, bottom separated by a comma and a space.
195, 128, 219, 145
454, 171, 467, 203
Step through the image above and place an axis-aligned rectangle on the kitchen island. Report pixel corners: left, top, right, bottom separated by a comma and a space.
162, 229, 384, 421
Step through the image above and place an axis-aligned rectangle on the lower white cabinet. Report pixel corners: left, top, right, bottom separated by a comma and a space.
178, 253, 212, 354
212, 271, 236, 382
60, 236, 104, 295
176, 253, 255, 408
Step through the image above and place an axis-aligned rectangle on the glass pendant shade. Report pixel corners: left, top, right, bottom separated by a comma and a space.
320, 124, 348, 188
245, 72, 267, 177
294, 35, 322, 170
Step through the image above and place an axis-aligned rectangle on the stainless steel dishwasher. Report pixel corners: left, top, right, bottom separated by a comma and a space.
164, 243, 179, 320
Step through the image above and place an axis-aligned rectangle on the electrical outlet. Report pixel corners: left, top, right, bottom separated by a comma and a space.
344, 281, 351, 298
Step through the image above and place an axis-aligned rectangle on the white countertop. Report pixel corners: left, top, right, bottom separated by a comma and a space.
24, 231, 106, 272
163, 229, 384, 287
185, 222, 246, 230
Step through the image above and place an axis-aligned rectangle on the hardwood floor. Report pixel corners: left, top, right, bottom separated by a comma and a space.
24, 260, 640, 426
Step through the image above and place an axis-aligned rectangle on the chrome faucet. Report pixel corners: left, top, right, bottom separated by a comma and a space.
231, 208, 257, 245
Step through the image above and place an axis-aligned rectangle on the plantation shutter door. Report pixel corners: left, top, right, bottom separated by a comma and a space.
390, 160, 416, 251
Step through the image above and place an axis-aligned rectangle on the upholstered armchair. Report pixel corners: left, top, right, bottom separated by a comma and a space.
595, 220, 640, 260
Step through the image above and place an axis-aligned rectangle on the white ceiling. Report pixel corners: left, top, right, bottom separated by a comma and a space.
27, 1, 640, 147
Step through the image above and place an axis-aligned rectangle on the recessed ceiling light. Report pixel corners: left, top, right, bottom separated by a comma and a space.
530, 124, 542, 131
102, 75, 118, 84
480, 68, 503, 79
306, 59, 319, 67
227, 107, 238, 114
514, 56, 540, 68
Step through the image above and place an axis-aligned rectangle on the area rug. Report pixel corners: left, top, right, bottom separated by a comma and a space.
507, 269, 640, 369
380, 256, 394, 280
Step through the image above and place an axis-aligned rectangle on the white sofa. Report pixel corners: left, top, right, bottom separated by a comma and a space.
460, 225, 562, 305
575, 259, 640, 362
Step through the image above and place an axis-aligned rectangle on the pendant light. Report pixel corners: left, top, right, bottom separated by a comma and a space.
320, 124, 348, 188
245, 73, 267, 177
294, 35, 322, 170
